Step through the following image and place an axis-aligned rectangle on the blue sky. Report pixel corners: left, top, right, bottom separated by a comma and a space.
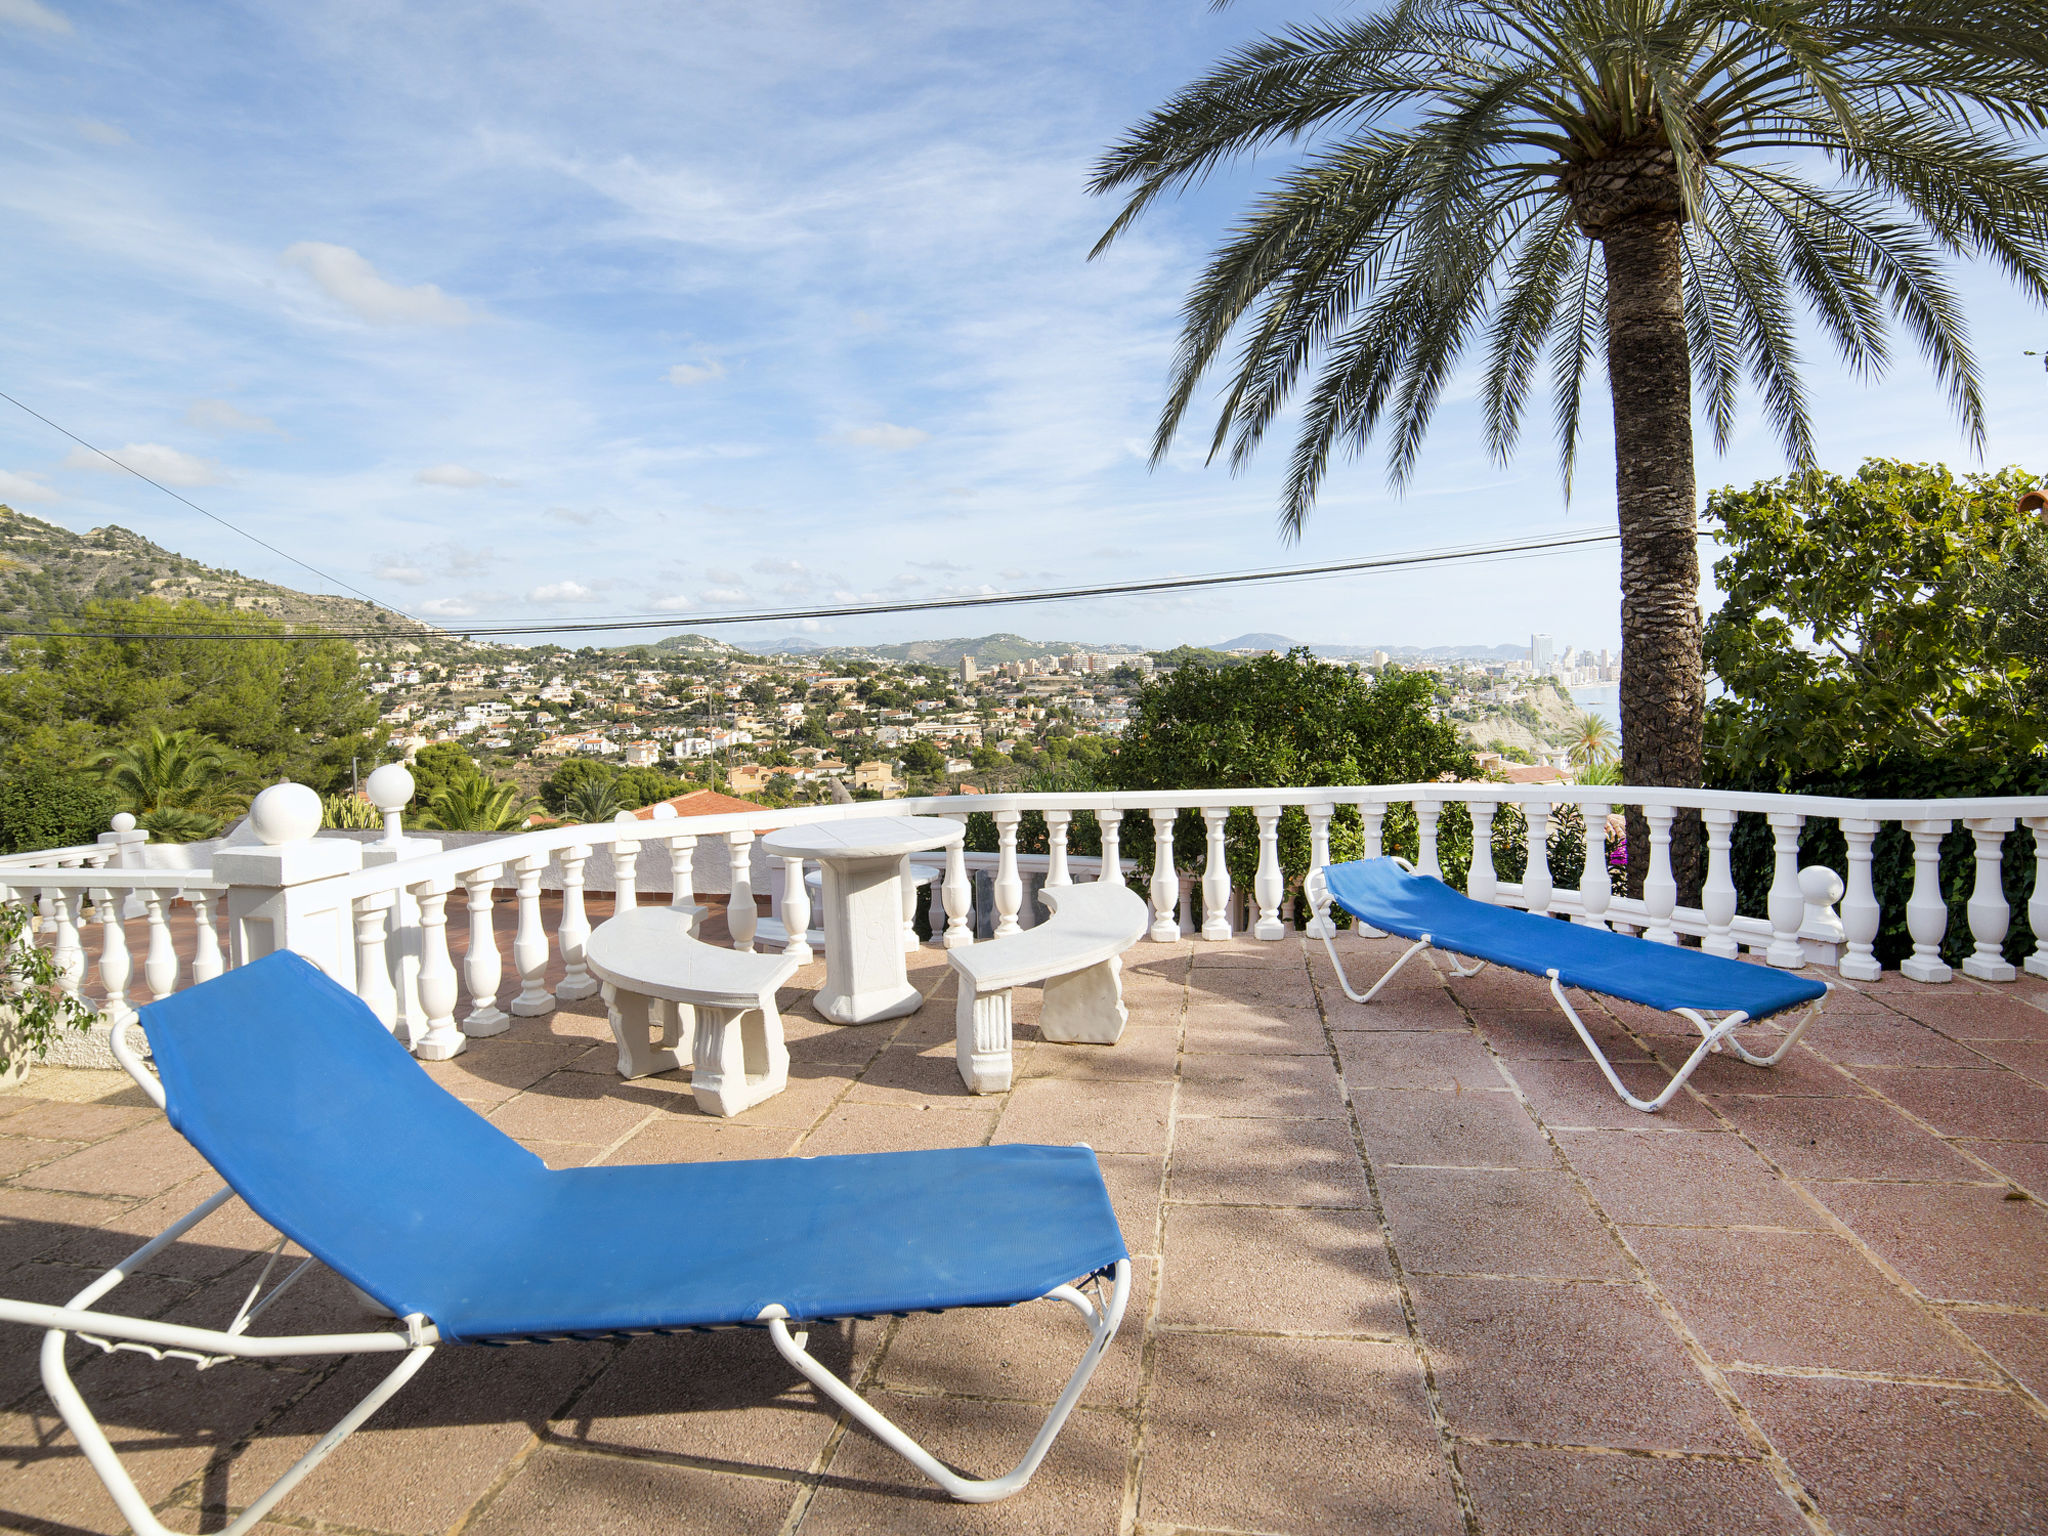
1, 1, 2042, 655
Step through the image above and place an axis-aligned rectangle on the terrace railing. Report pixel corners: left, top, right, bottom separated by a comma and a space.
3, 776, 2041, 1065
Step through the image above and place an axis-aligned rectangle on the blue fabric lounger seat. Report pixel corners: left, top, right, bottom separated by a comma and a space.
1314, 857, 1829, 1112
0, 953, 1130, 1528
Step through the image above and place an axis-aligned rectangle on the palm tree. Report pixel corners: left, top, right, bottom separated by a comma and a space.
563, 774, 626, 825
88, 726, 243, 841
1090, 0, 2048, 895
1566, 710, 1618, 774
420, 770, 538, 833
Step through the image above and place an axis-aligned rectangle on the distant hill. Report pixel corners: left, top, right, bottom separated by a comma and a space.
644, 631, 745, 657
1213, 632, 1297, 652
0, 504, 437, 648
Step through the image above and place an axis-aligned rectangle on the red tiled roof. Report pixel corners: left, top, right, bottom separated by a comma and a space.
632, 789, 762, 819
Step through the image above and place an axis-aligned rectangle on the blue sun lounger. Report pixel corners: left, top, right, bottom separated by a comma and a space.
0, 953, 1129, 1527
1308, 857, 1829, 1112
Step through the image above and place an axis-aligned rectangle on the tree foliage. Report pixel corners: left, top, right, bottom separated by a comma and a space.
89, 726, 242, 842
1704, 459, 2044, 780
0, 763, 112, 855
419, 770, 537, 833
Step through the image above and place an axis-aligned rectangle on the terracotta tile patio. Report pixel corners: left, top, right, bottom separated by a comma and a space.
5, 918, 2048, 1535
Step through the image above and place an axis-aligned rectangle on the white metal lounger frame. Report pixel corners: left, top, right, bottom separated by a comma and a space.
0, 1021, 1133, 1527
1306, 864, 1827, 1113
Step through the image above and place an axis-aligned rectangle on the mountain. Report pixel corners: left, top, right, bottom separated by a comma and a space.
0, 504, 437, 647
1213, 632, 1297, 651
643, 631, 745, 657
720, 633, 836, 656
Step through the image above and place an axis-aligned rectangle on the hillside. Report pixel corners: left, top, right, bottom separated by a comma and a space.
0, 504, 438, 648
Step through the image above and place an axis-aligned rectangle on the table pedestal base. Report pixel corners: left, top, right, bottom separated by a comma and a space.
814, 854, 926, 1024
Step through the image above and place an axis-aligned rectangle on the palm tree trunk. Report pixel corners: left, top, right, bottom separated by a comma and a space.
1601, 213, 1704, 905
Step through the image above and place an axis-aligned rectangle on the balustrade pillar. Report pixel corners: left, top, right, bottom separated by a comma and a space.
780, 856, 813, 964
1200, 807, 1232, 941
555, 844, 600, 1000
1147, 808, 1180, 943
610, 817, 639, 916
1354, 801, 1387, 936
1098, 812, 1123, 887
667, 832, 701, 929
1523, 804, 1554, 918
726, 831, 758, 953
509, 855, 555, 1016
1765, 812, 1808, 969
1837, 820, 1884, 981
1901, 819, 1953, 983
941, 812, 974, 948
410, 881, 465, 1060
353, 894, 399, 1033
992, 810, 1023, 937
1466, 801, 1498, 907
93, 888, 134, 1028
1415, 799, 1442, 881
1044, 809, 1072, 893
50, 889, 83, 1001
1963, 818, 2018, 982
1253, 806, 1285, 939
1577, 820, 1612, 931
1642, 805, 1678, 944
900, 858, 924, 952
2026, 817, 2048, 981
188, 889, 223, 984
1700, 809, 1739, 956
1305, 801, 1336, 938
140, 892, 177, 1002
461, 865, 510, 1036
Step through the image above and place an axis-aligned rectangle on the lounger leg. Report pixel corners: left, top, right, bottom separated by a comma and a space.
1545, 973, 1741, 1113
603, 983, 690, 1080
1319, 932, 1434, 1006
1039, 956, 1127, 1045
1686, 996, 1826, 1068
759, 1259, 1131, 1503
690, 1000, 789, 1117
957, 985, 1013, 1093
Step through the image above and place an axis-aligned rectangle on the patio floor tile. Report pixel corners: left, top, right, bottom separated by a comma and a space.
1737, 1374, 2048, 1535
1320, 988, 1473, 1031
1179, 999, 1327, 1055
14, 1120, 212, 1199
1406, 1273, 1745, 1452
798, 1100, 997, 1157
1964, 1037, 2048, 1084
1708, 1092, 1984, 1182
1555, 1130, 1825, 1229
1799, 1017, 1998, 1068
1624, 1227, 1992, 1378
1020, 1023, 1179, 1082
1809, 1179, 2048, 1306
1468, 1007, 1651, 1061
599, 1117, 800, 1164
990, 1077, 1172, 1155
1456, 1445, 1808, 1535
0, 1100, 154, 1142
1332, 1029, 1505, 1092
1351, 1087, 1556, 1170
1175, 1050, 1346, 1119
1503, 1057, 1723, 1130
1376, 1167, 1629, 1279
1158, 1203, 1402, 1335
1852, 1066, 2048, 1142
1139, 1332, 1461, 1536
1946, 1310, 2048, 1401
1168, 1114, 1368, 1207
1891, 992, 2048, 1041
481, 1072, 677, 1146
462, 1445, 797, 1536
1952, 1139, 2048, 1195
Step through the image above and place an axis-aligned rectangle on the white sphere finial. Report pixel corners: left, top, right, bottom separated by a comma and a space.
366, 763, 416, 814
1798, 864, 1845, 906
110, 812, 136, 834
249, 782, 322, 846
613, 809, 639, 824
650, 802, 678, 821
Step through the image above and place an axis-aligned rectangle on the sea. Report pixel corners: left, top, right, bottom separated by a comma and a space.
1569, 683, 1621, 735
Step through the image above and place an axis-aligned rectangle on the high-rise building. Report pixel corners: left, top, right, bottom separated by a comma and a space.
959, 656, 978, 684
1531, 633, 1554, 670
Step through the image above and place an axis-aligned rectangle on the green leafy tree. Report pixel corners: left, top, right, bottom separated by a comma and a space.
1091, 0, 2048, 901
900, 739, 947, 776
563, 775, 627, 824
407, 743, 475, 805
612, 766, 686, 809
540, 757, 615, 814
0, 900, 93, 1074
89, 726, 242, 842
0, 763, 114, 855
419, 769, 538, 832
1565, 712, 1618, 774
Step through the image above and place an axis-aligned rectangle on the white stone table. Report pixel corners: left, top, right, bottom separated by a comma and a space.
761, 816, 964, 1024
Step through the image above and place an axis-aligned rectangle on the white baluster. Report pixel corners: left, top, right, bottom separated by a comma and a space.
1962, 818, 2018, 982
461, 865, 510, 1035
1044, 809, 1072, 891
899, 856, 922, 952
555, 843, 599, 999
1900, 819, 1953, 983
2025, 817, 2048, 981
1415, 798, 1442, 880
726, 830, 758, 953
1765, 812, 1807, 969
610, 816, 640, 916
780, 856, 812, 964
353, 894, 399, 1034
1360, 801, 1386, 859
1147, 808, 1180, 943
50, 888, 83, 1002
1200, 806, 1232, 941
1523, 803, 1554, 918
667, 830, 701, 927
991, 809, 1022, 937
1642, 804, 1677, 944
510, 854, 555, 1015
188, 890, 223, 984
139, 891, 177, 1001
411, 881, 465, 1060
1838, 819, 1884, 981
1700, 809, 1739, 956
1577, 819, 1612, 931
1098, 811, 1123, 886
941, 812, 973, 948
1305, 800, 1336, 938
1253, 805, 1284, 940
1467, 800, 1498, 906
93, 888, 134, 1027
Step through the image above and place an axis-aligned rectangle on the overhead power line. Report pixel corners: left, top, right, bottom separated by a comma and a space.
0, 527, 1623, 643
0, 388, 420, 622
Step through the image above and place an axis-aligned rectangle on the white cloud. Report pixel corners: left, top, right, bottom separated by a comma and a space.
649, 593, 696, 612
418, 597, 478, 618
62, 442, 222, 486
701, 587, 748, 604
752, 557, 805, 575
75, 118, 128, 146
911, 558, 970, 572
666, 358, 725, 386
373, 558, 429, 586
705, 566, 743, 584
0, 0, 69, 33
832, 422, 929, 451
545, 505, 602, 525
282, 242, 474, 326
416, 463, 511, 489
0, 469, 57, 504
185, 398, 279, 434
529, 580, 593, 603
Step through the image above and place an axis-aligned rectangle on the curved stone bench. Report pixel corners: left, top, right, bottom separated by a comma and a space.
586, 907, 799, 1118
948, 881, 1151, 1094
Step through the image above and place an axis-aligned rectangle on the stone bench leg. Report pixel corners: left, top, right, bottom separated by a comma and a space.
1039, 955, 1128, 1045
690, 994, 790, 1118
603, 982, 692, 1079
957, 985, 1013, 1094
